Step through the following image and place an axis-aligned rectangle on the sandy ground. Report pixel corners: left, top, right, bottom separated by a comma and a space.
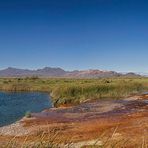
0, 94, 147, 147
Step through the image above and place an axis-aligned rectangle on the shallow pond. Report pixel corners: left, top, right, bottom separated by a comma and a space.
0, 92, 52, 127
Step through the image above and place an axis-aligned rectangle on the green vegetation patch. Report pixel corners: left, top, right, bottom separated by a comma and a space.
0, 77, 148, 107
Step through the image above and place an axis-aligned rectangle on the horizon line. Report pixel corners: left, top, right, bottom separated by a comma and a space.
0, 66, 147, 74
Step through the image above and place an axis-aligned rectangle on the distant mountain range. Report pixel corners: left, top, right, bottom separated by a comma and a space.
0, 67, 141, 78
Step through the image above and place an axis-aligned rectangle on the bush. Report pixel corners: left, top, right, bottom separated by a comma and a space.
25, 111, 32, 118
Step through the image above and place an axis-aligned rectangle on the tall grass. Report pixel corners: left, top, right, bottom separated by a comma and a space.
0, 77, 148, 106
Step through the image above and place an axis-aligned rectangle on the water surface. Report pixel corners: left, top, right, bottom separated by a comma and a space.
0, 92, 52, 127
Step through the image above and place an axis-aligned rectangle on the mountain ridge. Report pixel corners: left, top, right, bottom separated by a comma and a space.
0, 67, 141, 78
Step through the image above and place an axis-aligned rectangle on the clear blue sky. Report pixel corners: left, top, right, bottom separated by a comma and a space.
0, 0, 148, 72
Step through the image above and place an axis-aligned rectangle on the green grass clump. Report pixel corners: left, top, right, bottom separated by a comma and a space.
25, 111, 32, 118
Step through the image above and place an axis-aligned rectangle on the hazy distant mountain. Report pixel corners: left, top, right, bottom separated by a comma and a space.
65, 70, 121, 78
123, 72, 141, 77
0, 67, 33, 77
35, 67, 66, 76
0, 67, 141, 78
0, 67, 66, 77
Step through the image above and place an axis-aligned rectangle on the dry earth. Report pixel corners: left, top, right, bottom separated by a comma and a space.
0, 94, 147, 147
